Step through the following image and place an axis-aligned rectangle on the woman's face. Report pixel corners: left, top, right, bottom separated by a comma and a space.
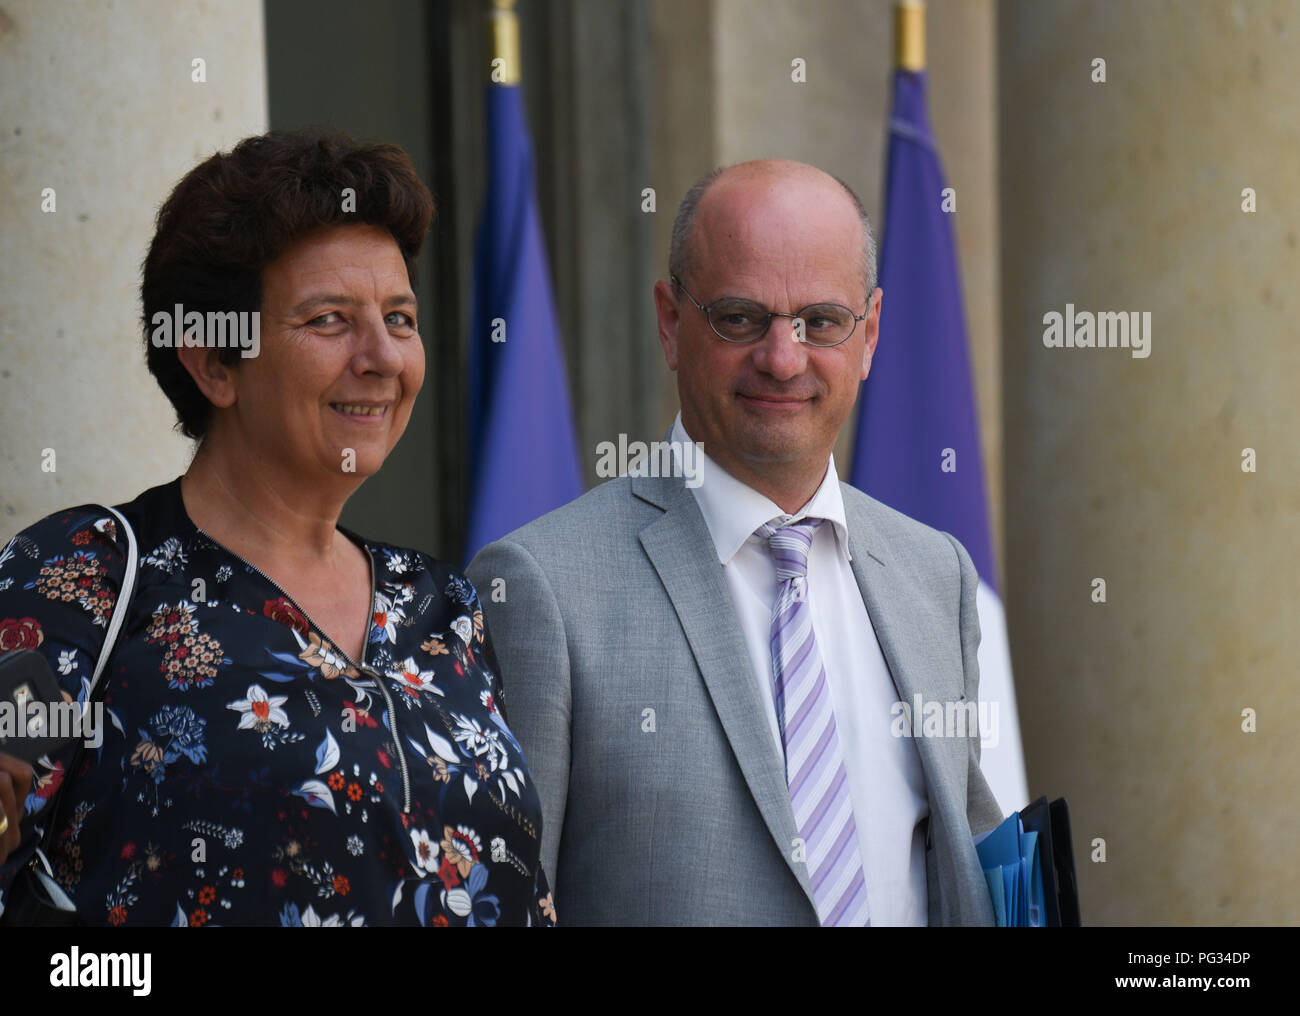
225, 223, 425, 487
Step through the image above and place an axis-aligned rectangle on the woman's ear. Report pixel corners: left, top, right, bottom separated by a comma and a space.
176, 343, 239, 410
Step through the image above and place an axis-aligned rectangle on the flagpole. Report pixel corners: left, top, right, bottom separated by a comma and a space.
488, 0, 521, 85
895, 0, 925, 72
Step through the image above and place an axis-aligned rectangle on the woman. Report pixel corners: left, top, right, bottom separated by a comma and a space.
0, 129, 554, 926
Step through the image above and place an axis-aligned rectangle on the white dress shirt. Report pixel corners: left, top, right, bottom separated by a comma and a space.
672, 414, 930, 925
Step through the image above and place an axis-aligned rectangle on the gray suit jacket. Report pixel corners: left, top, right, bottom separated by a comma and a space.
468, 471, 1004, 926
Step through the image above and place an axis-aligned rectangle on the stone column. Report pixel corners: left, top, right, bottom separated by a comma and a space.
1000, 0, 1300, 924
0, 0, 267, 530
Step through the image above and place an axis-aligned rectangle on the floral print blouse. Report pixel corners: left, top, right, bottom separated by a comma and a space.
0, 478, 555, 927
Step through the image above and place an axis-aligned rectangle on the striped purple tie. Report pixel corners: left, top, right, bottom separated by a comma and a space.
760, 518, 870, 927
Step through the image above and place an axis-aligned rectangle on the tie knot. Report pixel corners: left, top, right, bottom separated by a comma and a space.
758, 518, 823, 581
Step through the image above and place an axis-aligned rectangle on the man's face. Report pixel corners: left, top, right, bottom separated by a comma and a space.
655, 169, 882, 494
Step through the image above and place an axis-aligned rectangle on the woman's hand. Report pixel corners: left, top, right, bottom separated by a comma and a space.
0, 752, 34, 865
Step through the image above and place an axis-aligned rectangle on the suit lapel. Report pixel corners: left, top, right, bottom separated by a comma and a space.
633, 474, 817, 910
843, 506, 926, 716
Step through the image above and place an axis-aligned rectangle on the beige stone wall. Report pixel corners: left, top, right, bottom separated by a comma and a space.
0, 0, 267, 530
1000, 0, 1300, 923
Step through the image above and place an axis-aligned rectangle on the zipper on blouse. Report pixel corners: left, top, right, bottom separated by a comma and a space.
196, 528, 414, 813
362, 664, 412, 813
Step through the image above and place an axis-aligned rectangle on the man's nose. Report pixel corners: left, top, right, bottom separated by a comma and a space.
750, 314, 810, 380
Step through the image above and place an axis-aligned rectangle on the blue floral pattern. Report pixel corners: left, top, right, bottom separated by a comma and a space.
0, 479, 554, 926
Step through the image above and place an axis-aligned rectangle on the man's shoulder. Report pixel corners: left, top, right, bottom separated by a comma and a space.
837, 481, 968, 570
475, 476, 659, 563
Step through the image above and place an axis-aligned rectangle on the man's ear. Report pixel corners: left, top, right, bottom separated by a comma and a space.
653, 279, 682, 372
860, 287, 883, 381
176, 343, 239, 411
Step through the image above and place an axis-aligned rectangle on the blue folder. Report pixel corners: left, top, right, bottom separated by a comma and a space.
974, 796, 1078, 927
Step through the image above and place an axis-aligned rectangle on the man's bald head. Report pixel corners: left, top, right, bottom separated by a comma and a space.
667, 160, 878, 298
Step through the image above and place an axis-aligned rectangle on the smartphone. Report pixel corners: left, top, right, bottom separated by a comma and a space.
0, 650, 78, 764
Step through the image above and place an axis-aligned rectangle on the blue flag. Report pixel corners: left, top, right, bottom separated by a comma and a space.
850, 67, 1028, 811
465, 84, 584, 563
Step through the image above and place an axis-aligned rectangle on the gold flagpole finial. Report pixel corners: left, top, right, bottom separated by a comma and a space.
488, 0, 521, 85
895, 1, 925, 73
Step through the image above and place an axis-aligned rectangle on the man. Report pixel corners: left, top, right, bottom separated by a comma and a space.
467, 159, 1003, 925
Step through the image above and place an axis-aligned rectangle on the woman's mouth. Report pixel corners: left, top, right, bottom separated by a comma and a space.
330, 402, 389, 419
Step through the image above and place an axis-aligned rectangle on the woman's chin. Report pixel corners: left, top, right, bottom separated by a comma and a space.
314, 429, 401, 475
302, 444, 391, 483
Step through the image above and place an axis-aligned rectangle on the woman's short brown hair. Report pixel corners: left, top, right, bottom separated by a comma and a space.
141, 128, 435, 440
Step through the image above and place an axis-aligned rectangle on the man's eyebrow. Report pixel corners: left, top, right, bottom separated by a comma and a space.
289, 294, 354, 316
289, 293, 418, 316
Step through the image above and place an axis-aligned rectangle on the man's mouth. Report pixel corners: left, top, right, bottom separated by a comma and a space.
737, 393, 811, 407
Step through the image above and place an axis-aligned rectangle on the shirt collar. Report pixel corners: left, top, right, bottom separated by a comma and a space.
672, 413, 852, 565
